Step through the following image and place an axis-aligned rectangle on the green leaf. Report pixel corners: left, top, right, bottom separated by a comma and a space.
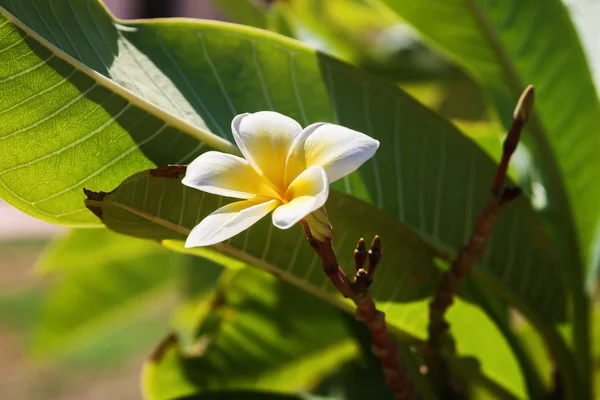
375, 0, 598, 274
562, 0, 600, 97
142, 268, 360, 399
0, 0, 566, 330
328, 312, 436, 400
277, 0, 398, 64
0, 2, 235, 225
514, 320, 553, 391
32, 228, 180, 358
35, 226, 159, 275
562, 0, 600, 295
459, 279, 543, 398
447, 296, 527, 398
85, 166, 439, 340
375, 0, 597, 392
593, 302, 600, 398
89, 167, 528, 397
209, 0, 269, 29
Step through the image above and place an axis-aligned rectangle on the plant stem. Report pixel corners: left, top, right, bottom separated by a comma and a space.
301, 222, 417, 400
423, 85, 534, 395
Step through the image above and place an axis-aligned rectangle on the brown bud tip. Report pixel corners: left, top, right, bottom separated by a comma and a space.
371, 235, 381, 250
513, 85, 534, 124
354, 238, 367, 271
367, 235, 382, 276
356, 238, 366, 252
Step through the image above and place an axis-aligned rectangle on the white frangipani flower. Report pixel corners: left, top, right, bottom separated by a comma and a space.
182, 111, 380, 248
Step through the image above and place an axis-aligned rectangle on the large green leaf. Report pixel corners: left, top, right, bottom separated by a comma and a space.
375, 0, 598, 391
88, 167, 529, 397
561, 0, 600, 293
0, 1, 566, 327
85, 166, 439, 340
375, 0, 599, 273
143, 268, 361, 399
32, 228, 180, 358
0, 1, 235, 225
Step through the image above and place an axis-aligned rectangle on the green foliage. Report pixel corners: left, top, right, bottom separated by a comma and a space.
375, 0, 600, 275
28, 228, 224, 366
209, 0, 269, 30
0, 1, 568, 340
373, 0, 599, 394
83, 167, 436, 337
0, 0, 598, 399
85, 167, 533, 397
143, 268, 359, 399
31, 229, 179, 359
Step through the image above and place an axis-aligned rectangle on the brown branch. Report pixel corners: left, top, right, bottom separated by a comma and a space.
301, 222, 417, 400
423, 85, 534, 393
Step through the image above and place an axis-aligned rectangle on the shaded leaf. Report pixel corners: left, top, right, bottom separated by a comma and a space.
142, 268, 360, 399
85, 166, 439, 340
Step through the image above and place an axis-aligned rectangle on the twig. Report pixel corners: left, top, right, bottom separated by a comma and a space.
301, 222, 417, 400
423, 85, 534, 393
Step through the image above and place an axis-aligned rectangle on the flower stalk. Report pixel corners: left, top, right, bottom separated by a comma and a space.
301, 221, 417, 400
423, 85, 534, 393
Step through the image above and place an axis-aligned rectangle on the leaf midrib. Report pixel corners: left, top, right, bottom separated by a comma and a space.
89, 197, 422, 342
0, 5, 237, 154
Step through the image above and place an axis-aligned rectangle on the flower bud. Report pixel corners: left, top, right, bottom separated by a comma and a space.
306, 207, 332, 241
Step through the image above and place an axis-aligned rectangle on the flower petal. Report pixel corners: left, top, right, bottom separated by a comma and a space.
232, 111, 302, 190
182, 151, 279, 199
185, 198, 280, 247
272, 166, 329, 229
286, 123, 380, 183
